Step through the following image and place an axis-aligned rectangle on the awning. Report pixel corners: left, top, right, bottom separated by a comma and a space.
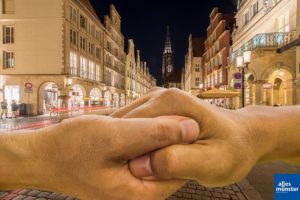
198, 88, 240, 99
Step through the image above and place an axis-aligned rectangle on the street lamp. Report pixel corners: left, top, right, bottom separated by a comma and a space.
236, 50, 251, 108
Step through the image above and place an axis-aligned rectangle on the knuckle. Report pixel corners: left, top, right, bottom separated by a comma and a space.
152, 147, 180, 178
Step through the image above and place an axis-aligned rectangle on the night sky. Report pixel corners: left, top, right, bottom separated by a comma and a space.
89, 0, 237, 84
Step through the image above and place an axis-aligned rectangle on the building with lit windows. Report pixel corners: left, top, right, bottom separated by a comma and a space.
203, 8, 235, 94
0, 0, 153, 115
227, 0, 300, 108
182, 35, 205, 96
103, 5, 126, 108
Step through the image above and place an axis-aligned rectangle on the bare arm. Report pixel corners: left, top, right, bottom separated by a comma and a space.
238, 106, 300, 165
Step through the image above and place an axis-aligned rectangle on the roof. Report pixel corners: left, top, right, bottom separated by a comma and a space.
192, 38, 205, 57
79, 0, 101, 21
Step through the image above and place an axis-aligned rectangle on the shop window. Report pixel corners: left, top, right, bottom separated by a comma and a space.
4, 85, 19, 105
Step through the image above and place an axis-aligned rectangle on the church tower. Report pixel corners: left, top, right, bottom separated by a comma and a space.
162, 25, 174, 86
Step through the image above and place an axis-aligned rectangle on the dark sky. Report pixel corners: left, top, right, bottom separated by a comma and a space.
89, 0, 237, 84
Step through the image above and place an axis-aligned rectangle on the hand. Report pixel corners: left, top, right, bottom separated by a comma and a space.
0, 115, 199, 200
111, 88, 278, 187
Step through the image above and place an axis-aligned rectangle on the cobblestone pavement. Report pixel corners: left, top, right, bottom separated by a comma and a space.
0, 181, 249, 200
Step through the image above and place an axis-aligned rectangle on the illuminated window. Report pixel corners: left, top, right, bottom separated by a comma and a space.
96, 64, 100, 81
70, 52, 77, 75
80, 57, 87, 78
89, 61, 95, 80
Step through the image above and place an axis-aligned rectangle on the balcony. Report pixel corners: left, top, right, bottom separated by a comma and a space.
230, 31, 297, 63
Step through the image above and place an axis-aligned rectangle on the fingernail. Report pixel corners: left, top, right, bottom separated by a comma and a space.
130, 154, 153, 177
180, 119, 199, 142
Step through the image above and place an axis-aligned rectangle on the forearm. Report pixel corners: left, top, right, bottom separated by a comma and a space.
0, 130, 41, 190
239, 106, 300, 165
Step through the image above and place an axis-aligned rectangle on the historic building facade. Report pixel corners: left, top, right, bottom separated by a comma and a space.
227, 0, 300, 107
203, 8, 235, 92
125, 39, 156, 104
182, 35, 205, 96
0, 0, 156, 115
161, 25, 181, 89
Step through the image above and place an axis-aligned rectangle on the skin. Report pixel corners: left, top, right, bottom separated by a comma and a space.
0, 115, 200, 200
112, 87, 300, 187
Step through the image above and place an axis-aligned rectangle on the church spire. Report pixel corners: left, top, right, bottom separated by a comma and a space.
164, 25, 172, 54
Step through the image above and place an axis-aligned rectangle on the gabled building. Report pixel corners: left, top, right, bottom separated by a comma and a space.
183, 35, 205, 96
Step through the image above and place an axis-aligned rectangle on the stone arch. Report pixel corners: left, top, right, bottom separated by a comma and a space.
89, 88, 102, 106
37, 81, 60, 114
265, 68, 293, 106
69, 84, 86, 108
260, 65, 295, 81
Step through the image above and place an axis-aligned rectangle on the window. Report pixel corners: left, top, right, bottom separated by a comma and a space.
3, 26, 14, 44
195, 77, 200, 87
70, 52, 77, 75
96, 47, 101, 59
69, 6, 77, 23
96, 30, 101, 41
80, 14, 87, 29
195, 64, 200, 72
89, 61, 95, 80
276, 13, 289, 32
3, 51, 14, 69
96, 64, 100, 81
80, 57, 87, 78
80, 36, 86, 51
88, 43, 94, 55
70, 29, 77, 46
253, 1, 259, 17
2, 0, 15, 14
